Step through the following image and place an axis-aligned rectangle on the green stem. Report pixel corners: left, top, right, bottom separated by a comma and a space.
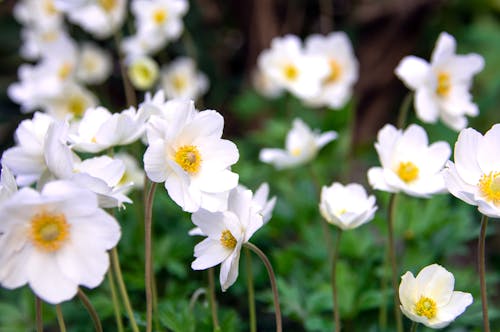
35, 296, 43, 332
145, 182, 157, 332
208, 267, 221, 331
245, 243, 282, 332
331, 230, 342, 332
409, 321, 418, 332
379, 243, 388, 330
113, 32, 137, 108
387, 194, 403, 332
55, 304, 67, 332
245, 247, 257, 332
397, 92, 413, 129
107, 268, 124, 332
77, 288, 103, 332
478, 214, 490, 332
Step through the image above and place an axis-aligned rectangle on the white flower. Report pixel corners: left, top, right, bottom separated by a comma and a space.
191, 186, 264, 291
127, 56, 160, 91
367, 124, 451, 197
399, 264, 473, 329
76, 43, 112, 85
257, 35, 329, 100
442, 124, 500, 218
0, 180, 121, 304
304, 32, 359, 109
113, 152, 145, 193
121, 31, 166, 58
251, 68, 283, 99
160, 57, 208, 100
0, 164, 17, 203
395, 32, 484, 131
144, 100, 239, 212
19, 25, 72, 61
259, 118, 337, 170
14, 0, 64, 29
41, 82, 97, 120
320, 182, 377, 230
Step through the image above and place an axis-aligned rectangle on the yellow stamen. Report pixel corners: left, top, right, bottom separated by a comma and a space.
98, 0, 117, 12
172, 75, 187, 92
67, 95, 87, 117
478, 171, 500, 205
283, 64, 298, 81
152, 8, 168, 24
30, 210, 70, 252
44, 0, 58, 15
174, 145, 202, 174
436, 72, 451, 97
396, 161, 419, 183
415, 296, 437, 319
325, 59, 342, 84
220, 229, 236, 249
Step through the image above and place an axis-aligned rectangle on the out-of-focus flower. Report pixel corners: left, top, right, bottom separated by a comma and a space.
368, 124, 450, 197
0, 180, 121, 304
399, 264, 473, 329
144, 99, 239, 212
443, 124, 500, 218
259, 118, 337, 170
121, 31, 166, 58
395, 32, 484, 131
128, 56, 160, 91
160, 57, 208, 100
320, 182, 377, 230
114, 152, 145, 193
76, 43, 112, 85
14, 0, 64, 30
42, 82, 97, 120
19, 26, 72, 61
257, 35, 329, 100
191, 186, 264, 291
251, 68, 283, 99
304, 32, 358, 109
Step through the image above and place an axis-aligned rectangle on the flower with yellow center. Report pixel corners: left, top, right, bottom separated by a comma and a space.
152, 8, 168, 24
325, 59, 342, 84
282, 63, 299, 81
0, 180, 121, 304
128, 56, 159, 90
399, 264, 473, 328
98, 0, 117, 12
174, 145, 201, 174
396, 161, 419, 183
76, 43, 112, 85
160, 57, 209, 100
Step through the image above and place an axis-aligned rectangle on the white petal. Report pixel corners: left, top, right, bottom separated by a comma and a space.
399, 271, 418, 312
395, 56, 431, 90
416, 264, 454, 305
477, 124, 500, 174
143, 140, 169, 183
454, 127, 482, 184
435, 291, 473, 324
191, 209, 226, 239
414, 88, 439, 123
431, 32, 456, 64
220, 245, 241, 291
442, 161, 477, 205
191, 239, 231, 270
367, 167, 396, 193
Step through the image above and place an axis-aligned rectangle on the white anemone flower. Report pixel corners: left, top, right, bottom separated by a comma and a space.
127, 56, 160, 91
368, 124, 451, 197
20, 25, 72, 61
399, 264, 473, 329
257, 35, 329, 100
442, 124, 500, 218
14, 0, 63, 29
304, 32, 359, 109
76, 43, 112, 85
191, 186, 264, 291
320, 182, 377, 230
160, 57, 208, 100
259, 118, 337, 170
144, 100, 239, 212
395, 32, 484, 131
42, 82, 97, 120
121, 31, 166, 58
0, 180, 121, 304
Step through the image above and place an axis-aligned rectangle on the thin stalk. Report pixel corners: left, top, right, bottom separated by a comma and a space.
111, 248, 140, 332
145, 182, 157, 332
397, 93, 413, 129
319, 0, 334, 33
208, 267, 221, 331
55, 304, 67, 332
343, 98, 358, 182
331, 230, 342, 332
77, 288, 103, 332
245, 243, 282, 332
378, 244, 388, 330
387, 194, 403, 332
113, 32, 137, 108
478, 214, 490, 332
245, 247, 257, 332
107, 268, 124, 332
409, 321, 418, 332
35, 296, 43, 332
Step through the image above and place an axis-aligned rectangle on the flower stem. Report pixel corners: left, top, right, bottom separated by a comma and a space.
245, 247, 257, 332
397, 92, 413, 129
35, 296, 43, 332
331, 229, 342, 332
77, 288, 103, 332
387, 193, 403, 332
207, 267, 221, 331
145, 182, 157, 332
478, 214, 490, 332
55, 304, 67, 332
111, 247, 140, 332
113, 32, 137, 108
409, 321, 418, 332
107, 267, 124, 332
245, 242, 282, 332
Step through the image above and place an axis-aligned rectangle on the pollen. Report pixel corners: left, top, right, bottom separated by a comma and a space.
152, 8, 168, 25
220, 230, 237, 249
396, 161, 419, 183
325, 59, 342, 84
99, 0, 117, 12
283, 64, 298, 81
30, 210, 70, 252
415, 296, 437, 319
436, 71, 451, 97
478, 171, 500, 205
174, 145, 202, 174
67, 95, 87, 117
172, 75, 187, 92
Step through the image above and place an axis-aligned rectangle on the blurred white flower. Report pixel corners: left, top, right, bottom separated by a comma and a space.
160, 57, 208, 100
399, 264, 473, 329
0, 180, 120, 304
259, 118, 337, 170
19, 25, 72, 61
251, 68, 283, 99
144, 100, 239, 212
121, 31, 166, 58
41, 82, 97, 120
320, 182, 377, 230
191, 186, 264, 291
368, 124, 450, 197
128, 56, 160, 91
395, 32, 484, 131
14, 0, 64, 30
76, 43, 112, 85
443, 124, 500, 218
304, 32, 358, 109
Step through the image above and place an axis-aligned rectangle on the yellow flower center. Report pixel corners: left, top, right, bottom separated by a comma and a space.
436, 71, 451, 97
290, 148, 301, 156
99, 0, 117, 12
58, 62, 73, 80
396, 161, 419, 183
478, 171, 500, 205
220, 229, 237, 249
30, 210, 70, 252
174, 145, 202, 174
283, 64, 298, 81
42, 31, 58, 42
325, 59, 342, 84
44, 0, 58, 15
152, 8, 168, 24
67, 95, 87, 117
415, 296, 437, 319
172, 74, 187, 92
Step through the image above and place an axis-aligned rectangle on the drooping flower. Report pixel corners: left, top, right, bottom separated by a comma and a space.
399, 264, 473, 329
368, 124, 451, 197
160, 57, 208, 100
127, 56, 160, 91
395, 32, 484, 131
259, 118, 337, 170
191, 186, 264, 291
442, 124, 500, 218
320, 182, 377, 230
0, 180, 121, 304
